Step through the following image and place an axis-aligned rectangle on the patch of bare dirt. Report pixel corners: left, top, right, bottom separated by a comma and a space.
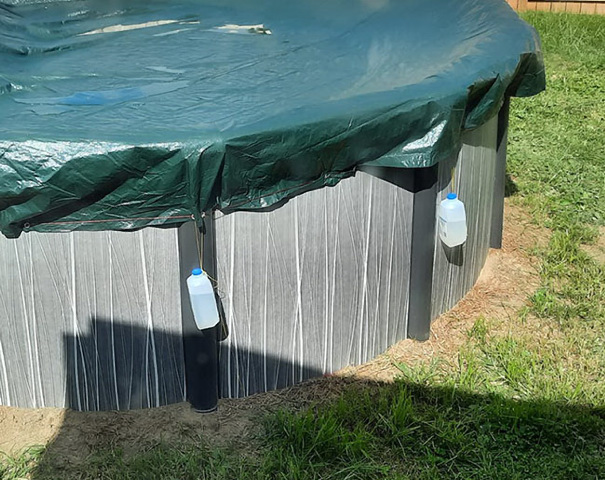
0, 408, 65, 455
0, 200, 550, 466
581, 226, 605, 265
0, 378, 348, 464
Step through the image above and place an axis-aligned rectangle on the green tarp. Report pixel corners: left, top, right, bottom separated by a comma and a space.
0, 0, 544, 237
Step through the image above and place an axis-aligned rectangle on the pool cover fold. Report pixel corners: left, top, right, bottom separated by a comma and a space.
0, 0, 545, 237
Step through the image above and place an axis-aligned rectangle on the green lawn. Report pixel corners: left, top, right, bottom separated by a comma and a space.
2, 11, 605, 480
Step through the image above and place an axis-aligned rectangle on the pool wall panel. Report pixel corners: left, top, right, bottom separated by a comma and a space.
431, 115, 498, 319
214, 172, 414, 397
0, 230, 185, 410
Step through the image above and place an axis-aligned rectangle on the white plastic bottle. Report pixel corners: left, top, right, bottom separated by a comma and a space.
186, 268, 220, 330
438, 193, 467, 247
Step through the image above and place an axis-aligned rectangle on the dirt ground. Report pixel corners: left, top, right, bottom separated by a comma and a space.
0, 200, 550, 465
582, 226, 605, 265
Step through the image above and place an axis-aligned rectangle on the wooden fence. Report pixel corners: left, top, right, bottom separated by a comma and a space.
507, 0, 605, 14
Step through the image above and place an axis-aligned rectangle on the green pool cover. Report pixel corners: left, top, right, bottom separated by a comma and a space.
0, 0, 544, 237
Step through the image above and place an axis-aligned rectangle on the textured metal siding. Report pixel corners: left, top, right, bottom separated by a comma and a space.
431, 115, 498, 319
214, 172, 414, 397
0, 229, 185, 410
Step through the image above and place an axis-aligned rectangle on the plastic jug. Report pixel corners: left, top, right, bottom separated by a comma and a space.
438, 193, 467, 247
186, 268, 220, 330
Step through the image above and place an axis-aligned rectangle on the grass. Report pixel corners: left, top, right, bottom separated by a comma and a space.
508, 13, 605, 234
262, 382, 604, 479
2, 11, 605, 480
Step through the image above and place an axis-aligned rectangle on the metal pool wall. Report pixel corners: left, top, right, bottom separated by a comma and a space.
215, 113, 501, 398
0, 229, 185, 410
0, 110, 504, 410
213, 169, 414, 398
431, 114, 499, 319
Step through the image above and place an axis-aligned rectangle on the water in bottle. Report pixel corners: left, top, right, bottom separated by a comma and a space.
186, 268, 220, 330
438, 193, 467, 248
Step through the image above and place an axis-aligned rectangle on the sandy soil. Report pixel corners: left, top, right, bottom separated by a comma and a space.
0, 200, 551, 466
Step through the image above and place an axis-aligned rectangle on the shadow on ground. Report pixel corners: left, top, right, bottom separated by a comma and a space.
25, 352, 605, 479
505, 172, 519, 197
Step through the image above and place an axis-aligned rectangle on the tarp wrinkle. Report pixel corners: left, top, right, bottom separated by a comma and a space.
0, 0, 545, 237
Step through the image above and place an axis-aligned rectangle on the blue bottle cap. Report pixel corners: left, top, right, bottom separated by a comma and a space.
447, 193, 457, 200
192, 268, 203, 276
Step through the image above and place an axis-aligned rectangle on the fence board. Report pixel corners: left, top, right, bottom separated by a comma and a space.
581, 3, 597, 13
512, 1, 605, 13
551, 2, 569, 12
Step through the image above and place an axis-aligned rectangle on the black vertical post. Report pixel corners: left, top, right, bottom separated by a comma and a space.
406, 165, 438, 341
178, 216, 219, 412
490, 97, 510, 249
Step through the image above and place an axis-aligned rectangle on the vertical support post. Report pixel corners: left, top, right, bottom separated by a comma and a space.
407, 165, 438, 341
178, 216, 219, 412
490, 97, 510, 249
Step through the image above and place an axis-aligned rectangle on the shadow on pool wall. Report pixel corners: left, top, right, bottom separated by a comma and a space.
63, 319, 185, 411
62, 318, 324, 411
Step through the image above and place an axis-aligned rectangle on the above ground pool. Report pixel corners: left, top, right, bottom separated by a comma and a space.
0, 0, 544, 411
